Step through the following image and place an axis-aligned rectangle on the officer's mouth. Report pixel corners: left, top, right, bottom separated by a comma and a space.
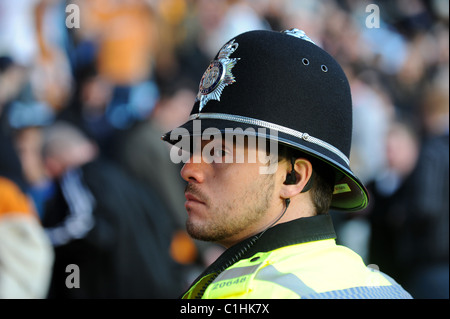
184, 192, 206, 209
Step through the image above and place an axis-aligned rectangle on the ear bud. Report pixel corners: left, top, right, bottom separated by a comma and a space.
284, 157, 297, 185
284, 157, 314, 192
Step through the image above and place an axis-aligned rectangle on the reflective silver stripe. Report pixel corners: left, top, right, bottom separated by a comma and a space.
302, 285, 413, 299
189, 112, 350, 165
254, 265, 316, 297
214, 263, 262, 282
254, 265, 412, 299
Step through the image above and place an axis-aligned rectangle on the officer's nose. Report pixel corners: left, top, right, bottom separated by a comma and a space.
180, 152, 208, 184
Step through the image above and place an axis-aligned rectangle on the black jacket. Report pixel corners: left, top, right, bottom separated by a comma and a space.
43, 158, 184, 298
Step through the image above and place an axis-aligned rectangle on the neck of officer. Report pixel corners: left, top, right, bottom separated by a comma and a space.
277, 194, 316, 224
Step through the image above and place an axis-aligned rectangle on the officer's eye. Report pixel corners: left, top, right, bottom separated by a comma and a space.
204, 142, 232, 163
213, 148, 228, 158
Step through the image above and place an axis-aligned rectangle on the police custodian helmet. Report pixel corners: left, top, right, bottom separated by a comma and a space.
163, 29, 369, 212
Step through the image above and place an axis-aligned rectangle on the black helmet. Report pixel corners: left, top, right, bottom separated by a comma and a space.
163, 29, 369, 211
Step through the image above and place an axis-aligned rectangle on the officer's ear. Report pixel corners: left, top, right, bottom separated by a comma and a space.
280, 157, 313, 199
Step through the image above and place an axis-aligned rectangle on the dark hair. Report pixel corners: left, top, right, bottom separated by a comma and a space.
276, 144, 335, 215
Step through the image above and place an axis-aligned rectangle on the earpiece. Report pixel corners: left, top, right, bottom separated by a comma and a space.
284, 172, 296, 185
284, 157, 297, 185
284, 157, 314, 192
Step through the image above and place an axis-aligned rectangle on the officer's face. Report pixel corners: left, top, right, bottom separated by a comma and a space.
180, 137, 282, 247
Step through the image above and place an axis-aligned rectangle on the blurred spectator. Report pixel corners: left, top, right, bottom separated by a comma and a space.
114, 78, 194, 232
196, 0, 270, 58
1, 57, 53, 298
367, 76, 449, 299
7, 100, 56, 219
31, 0, 73, 112
58, 62, 117, 157
75, 0, 159, 130
76, 0, 158, 86
113, 77, 225, 288
278, 0, 327, 45
166, 0, 269, 85
0, 56, 29, 193
401, 79, 449, 299
0, 176, 54, 298
13, 125, 55, 220
41, 121, 184, 298
366, 117, 421, 285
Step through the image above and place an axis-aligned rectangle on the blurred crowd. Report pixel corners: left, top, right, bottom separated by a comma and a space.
0, 0, 448, 299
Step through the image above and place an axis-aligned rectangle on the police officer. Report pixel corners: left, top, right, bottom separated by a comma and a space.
162, 29, 412, 299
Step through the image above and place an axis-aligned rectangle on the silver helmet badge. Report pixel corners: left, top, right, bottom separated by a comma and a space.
197, 39, 240, 112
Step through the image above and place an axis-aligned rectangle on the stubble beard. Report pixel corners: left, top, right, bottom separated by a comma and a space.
185, 174, 275, 244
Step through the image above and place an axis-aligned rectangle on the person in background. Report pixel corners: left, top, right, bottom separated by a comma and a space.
41, 121, 184, 298
0, 176, 54, 298
400, 81, 449, 298
0, 56, 53, 298
114, 77, 225, 287
366, 117, 421, 286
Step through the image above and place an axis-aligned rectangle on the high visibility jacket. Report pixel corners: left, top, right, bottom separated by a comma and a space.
182, 215, 412, 299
